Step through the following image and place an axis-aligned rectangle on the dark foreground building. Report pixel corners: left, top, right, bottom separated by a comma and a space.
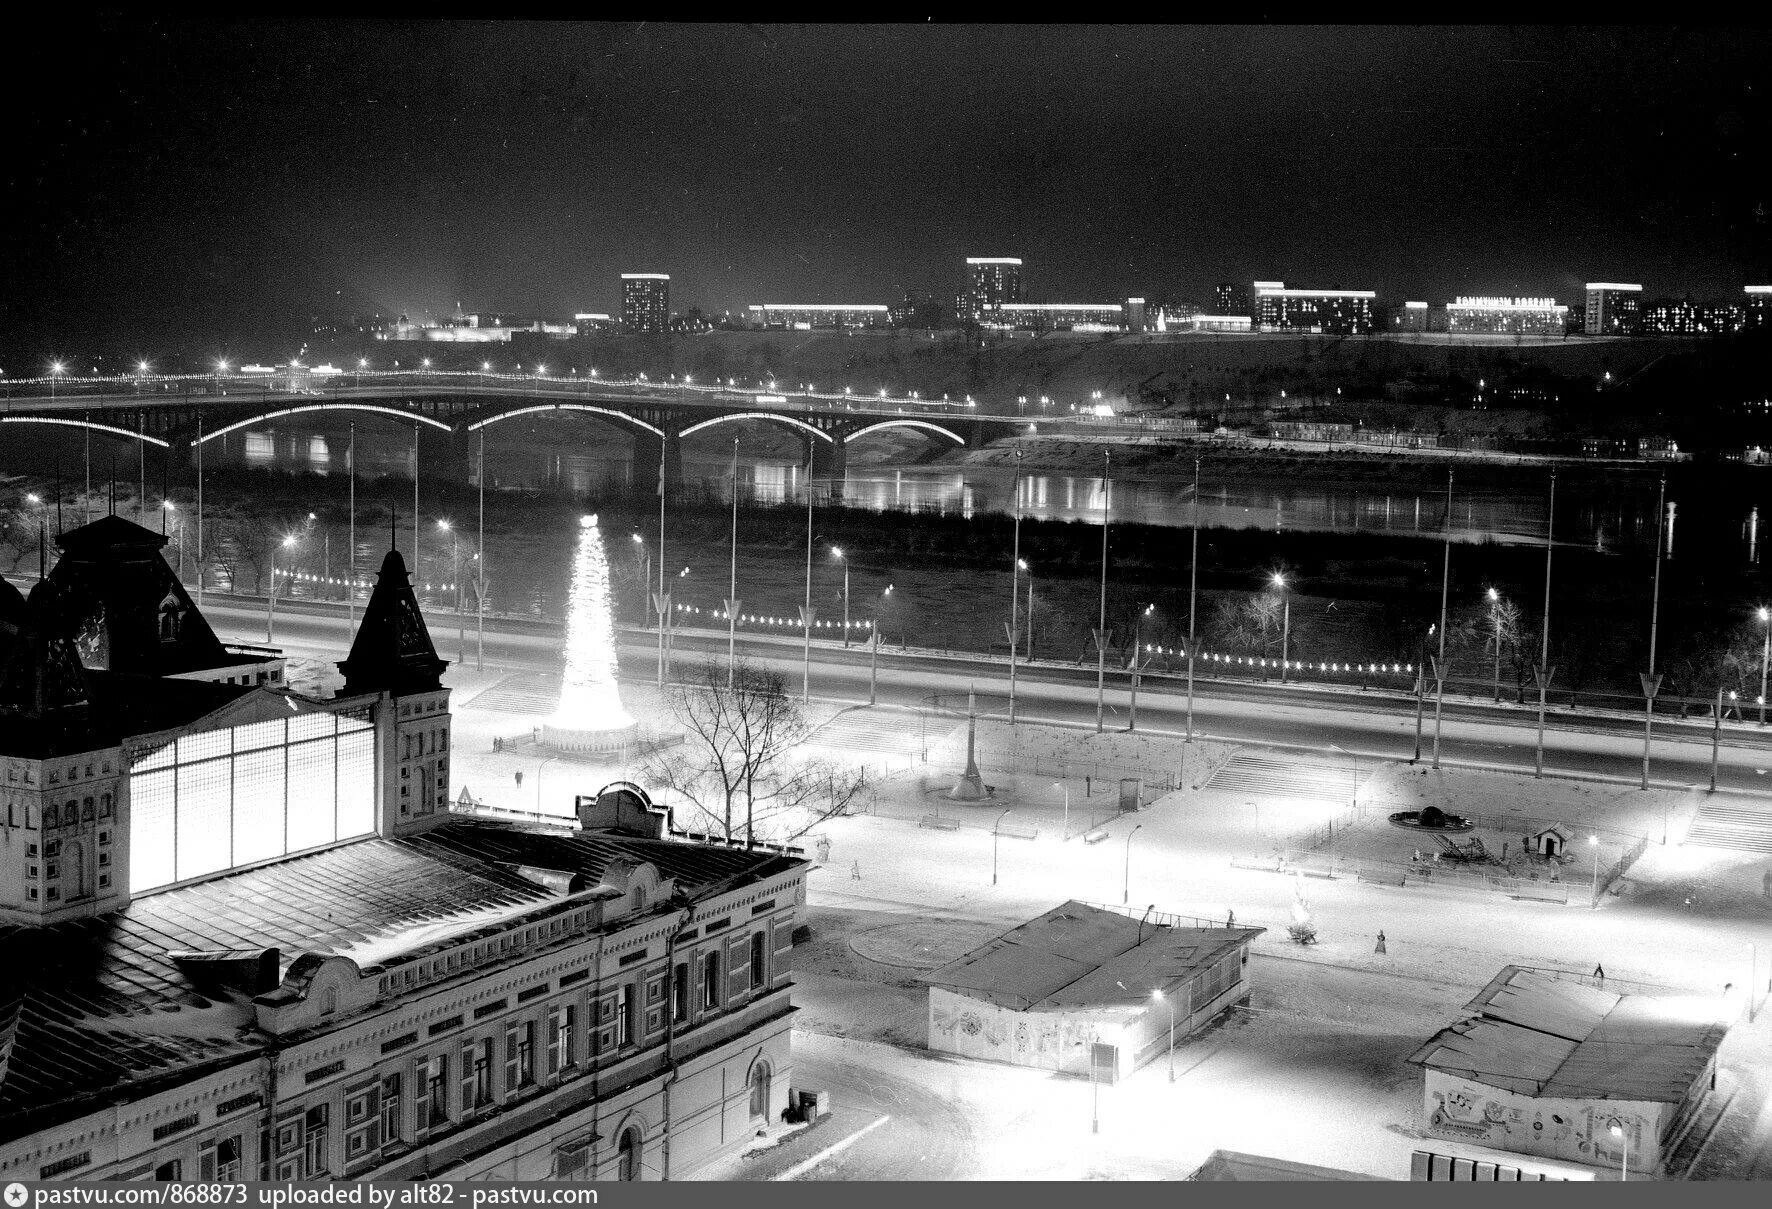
0, 517, 807, 1181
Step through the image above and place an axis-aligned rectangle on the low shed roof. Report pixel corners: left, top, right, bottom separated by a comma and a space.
1409, 966, 1729, 1104
921, 900, 1262, 1012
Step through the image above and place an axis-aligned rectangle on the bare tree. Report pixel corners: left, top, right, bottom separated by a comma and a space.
643, 659, 873, 845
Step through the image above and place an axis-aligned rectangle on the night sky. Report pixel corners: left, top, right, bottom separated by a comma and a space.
5, 22, 1772, 364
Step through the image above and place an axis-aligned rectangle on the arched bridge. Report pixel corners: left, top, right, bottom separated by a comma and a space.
0, 370, 1023, 485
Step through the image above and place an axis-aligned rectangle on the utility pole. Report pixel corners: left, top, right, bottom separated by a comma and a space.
475, 429, 485, 671
725, 437, 742, 687
1432, 468, 1453, 769
1643, 477, 1667, 791
1095, 448, 1111, 733
1186, 457, 1199, 742
655, 437, 669, 687
195, 415, 204, 606
1008, 450, 1023, 726
1535, 472, 1556, 777
800, 446, 815, 704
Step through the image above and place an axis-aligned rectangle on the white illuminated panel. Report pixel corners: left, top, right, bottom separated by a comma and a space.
1746, 286, 1772, 294
1255, 288, 1377, 299
1405, 301, 1429, 309
1585, 283, 1642, 291
966, 257, 1022, 264
620, 273, 670, 280
999, 303, 1124, 312
128, 709, 380, 895
758, 304, 888, 312
1449, 297, 1566, 311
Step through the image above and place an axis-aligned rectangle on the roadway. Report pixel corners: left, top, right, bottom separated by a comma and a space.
196, 595, 1772, 798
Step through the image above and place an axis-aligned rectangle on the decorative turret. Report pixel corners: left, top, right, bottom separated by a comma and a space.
336, 550, 448, 698
48, 514, 230, 677
336, 548, 453, 838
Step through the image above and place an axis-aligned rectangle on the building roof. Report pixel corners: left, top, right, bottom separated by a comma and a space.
48, 515, 235, 679
1408, 966, 1730, 1104
1189, 1150, 1381, 1181
0, 817, 800, 1143
920, 900, 1262, 1012
337, 549, 447, 697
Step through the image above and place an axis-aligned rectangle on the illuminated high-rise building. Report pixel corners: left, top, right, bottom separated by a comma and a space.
964, 257, 1024, 323
1252, 283, 1376, 334
620, 273, 671, 333
1583, 283, 1642, 336
1445, 297, 1568, 336
1744, 285, 1772, 330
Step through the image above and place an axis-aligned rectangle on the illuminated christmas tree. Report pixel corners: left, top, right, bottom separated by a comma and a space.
542, 515, 638, 753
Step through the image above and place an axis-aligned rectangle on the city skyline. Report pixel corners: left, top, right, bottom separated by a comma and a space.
6, 23, 1772, 361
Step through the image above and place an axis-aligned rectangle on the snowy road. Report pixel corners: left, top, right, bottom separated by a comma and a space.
203, 598, 1772, 797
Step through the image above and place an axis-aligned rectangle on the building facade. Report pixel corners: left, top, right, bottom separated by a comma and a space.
1445, 298, 1569, 337
0, 518, 809, 1183
989, 303, 1123, 332
963, 258, 1024, 323
1253, 284, 1376, 334
1391, 301, 1431, 333
1641, 297, 1745, 336
1746, 286, 1772, 330
745, 304, 890, 331
621, 275, 671, 334
1583, 283, 1642, 335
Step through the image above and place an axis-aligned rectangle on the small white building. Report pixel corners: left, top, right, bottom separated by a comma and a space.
1409, 966, 1730, 1176
922, 900, 1262, 1081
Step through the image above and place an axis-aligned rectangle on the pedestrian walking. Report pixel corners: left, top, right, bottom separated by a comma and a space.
514, 770, 523, 787
1375, 930, 1387, 955
1226, 910, 1235, 928
851, 859, 861, 881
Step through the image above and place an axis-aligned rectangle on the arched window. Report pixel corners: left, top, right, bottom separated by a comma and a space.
44, 804, 59, 828
749, 1061, 771, 1120
617, 1127, 641, 1182
158, 594, 181, 643
634, 884, 648, 912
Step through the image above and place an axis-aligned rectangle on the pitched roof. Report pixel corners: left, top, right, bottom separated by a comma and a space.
0, 817, 799, 1144
47, 514, 232, 678
1409, 966, 1730, 1103
337, 550, 447, 697
1190, 1150, 1382, 1181
921, 900, 1263, 1011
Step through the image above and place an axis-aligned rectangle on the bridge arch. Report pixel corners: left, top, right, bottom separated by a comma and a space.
0, 416, 171, 448
676, 412, 835, 443
190, 403, 455, 445
841, 419, 965, 446
464, 403, 665, 438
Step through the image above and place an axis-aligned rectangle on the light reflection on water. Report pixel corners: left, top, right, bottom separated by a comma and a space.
222, 423, 1673, 555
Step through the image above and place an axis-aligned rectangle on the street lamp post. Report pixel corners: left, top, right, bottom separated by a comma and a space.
1095, 449, 1112, 733
656, 436, 670, 688
1487, 587, 1502, 703
1535, 472, 1557, 778
1643, 477, 1667, 791
1008, 450, 1023, 725
1759, 607, 1769, 727
265, 533, 299, 643
1186, 457, 1200, 742
834, 546, 851, 649
1271, 573, 1290, 684
1589, 834, 1600, 908
800, 447, 815, 704
1020, 559, 1034, 662
1055, 781, 1070, 840
870, 586, 891, 706
1152, 989, 1175, 1082
726, 438, 741, 687
1433, 469, 1454, 770
1122, 824, 1142, 904
992, 807, 1012, 886
536, 754, 561, 814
